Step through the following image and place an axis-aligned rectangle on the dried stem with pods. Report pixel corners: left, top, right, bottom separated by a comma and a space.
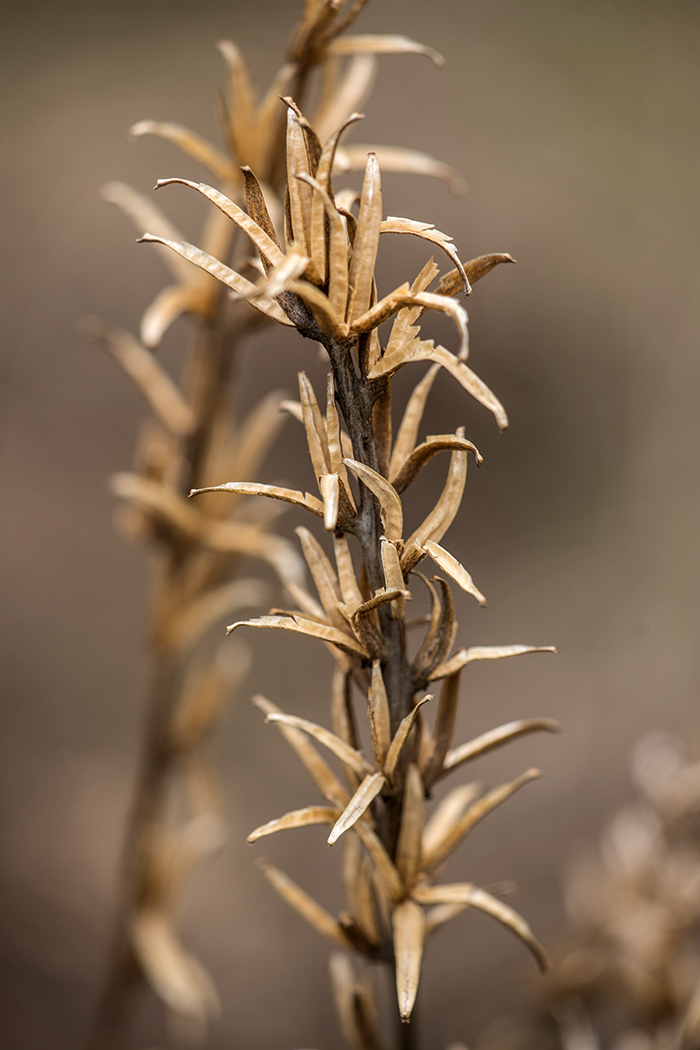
85, 2, 482, 1047
140, 18, 561, 1045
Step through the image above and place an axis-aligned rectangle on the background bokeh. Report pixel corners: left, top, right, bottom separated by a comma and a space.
2, 0, 700, 1046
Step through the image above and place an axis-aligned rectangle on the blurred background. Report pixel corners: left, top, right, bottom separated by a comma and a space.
2, 0, 699, 1046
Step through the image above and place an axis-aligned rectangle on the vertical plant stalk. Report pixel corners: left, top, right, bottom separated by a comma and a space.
174, 87, 560, 1047
85, 3, 467, 1046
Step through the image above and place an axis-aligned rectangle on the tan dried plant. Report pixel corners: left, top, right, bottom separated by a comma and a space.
86, 2, 476, 1047
140, 41, 562, 1044
537, 733, 700, 1050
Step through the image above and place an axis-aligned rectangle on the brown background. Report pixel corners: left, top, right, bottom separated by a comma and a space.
2, 0, 700, 1046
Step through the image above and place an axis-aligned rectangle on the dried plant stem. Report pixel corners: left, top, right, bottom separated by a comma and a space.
90, 300, 251, 1050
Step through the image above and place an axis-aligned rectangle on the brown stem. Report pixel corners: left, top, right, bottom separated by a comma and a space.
88, 301, 246, 1049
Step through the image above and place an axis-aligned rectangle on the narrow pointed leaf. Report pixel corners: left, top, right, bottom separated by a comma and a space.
442, 719, 562, 777
333, 534, 364, 611
217, 40, 256, 164
381, 537, 406, 619
190, 481, 323, 518
140, 283, 208, 348
247, 805, 338, 843
347, 153, 382, 324
266, 713, 374, 779
424, 540, 486, 607
421, 782, 483, 861
298, 371, 330, 481
436, 254, 515, 298
389, 364, 440, 480
130, 120, 233, 182
80, 318, 195, 435
368, 340, 508, 431
328, 772, 386, 845
334, 144, 465, 194
393, 436, 482, 495
429, 644, 557, 681
101, 181, 195, 284
393, 899, 425, 1021
381, 217, 470, 295
422, 769, 541, 872
384, 696, 433, 781
403, 434, 468, 568
320, 473, 340, 530
421, 670, 461, 789
258, 858, 353, 949
395, 764, 425, 887
253, 695, 348, 806
353, 822, 404, 902
368, 660, 391, 769
228, 614, 369, 658
156, 178, 285, 269
240, 166, 281, 273
295, 525, 347, 630
314, 54, 377, 144
285, 106, 313, 252
326, 374, 356, 509
344, 460, 402, 541
412, 883, 548, 971
138, 234, 293, 326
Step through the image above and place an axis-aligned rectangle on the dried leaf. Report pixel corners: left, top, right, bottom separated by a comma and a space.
326, 375, 356, 509
403, 434, 468, 569
368, 340, 508, 431
247, 805, 338, 842
424, 902, 469, 935
138, 234, 293, 327
441, 718, 562, 777
435, 254, 515, 298
368, 661, 391, 770
229, 249, 310, 302
384, 696, 433, 781
80, 318, 195, 435
353, 822, 404, 902
253, 695, 348, 806
284, 105, 313, 252
328, 772, 386, 845
314, 55, 377, 144
227, 613, 369, 658
421, 782, 483, 861
429, 644, 557, 681
347, 153, 382, 324
140, 283, 209, 349
165, 578, 268, 654
333, 533, 364, 611
392, 436, 482, 495
217, 40, 256, 165
334, 144, 465, 194
320, 473, 340, 530
412, 576, 455, 680
298, 371, 330, 482
101, 181, 195, 284
411, 883, 548, 971
392, 898, 425, 1021
388, 365, 440, 480
395, 765, 425, 887
326, 34, 444, 66
266, 713, 374, 779
131, 910, 219, 1020
258, 857, 353, 949
381, 217, 470, 296
156, 178, 285, 270
344, 460, 403, 541
380, 537, 406, 619
421, 671, 461, 789
240, 167, 281, 273
295, 524, 346, 630
422, 769, 541, 872
424, 540, 486, 607
130, 120, 233, 183
190, 480, 323, 518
